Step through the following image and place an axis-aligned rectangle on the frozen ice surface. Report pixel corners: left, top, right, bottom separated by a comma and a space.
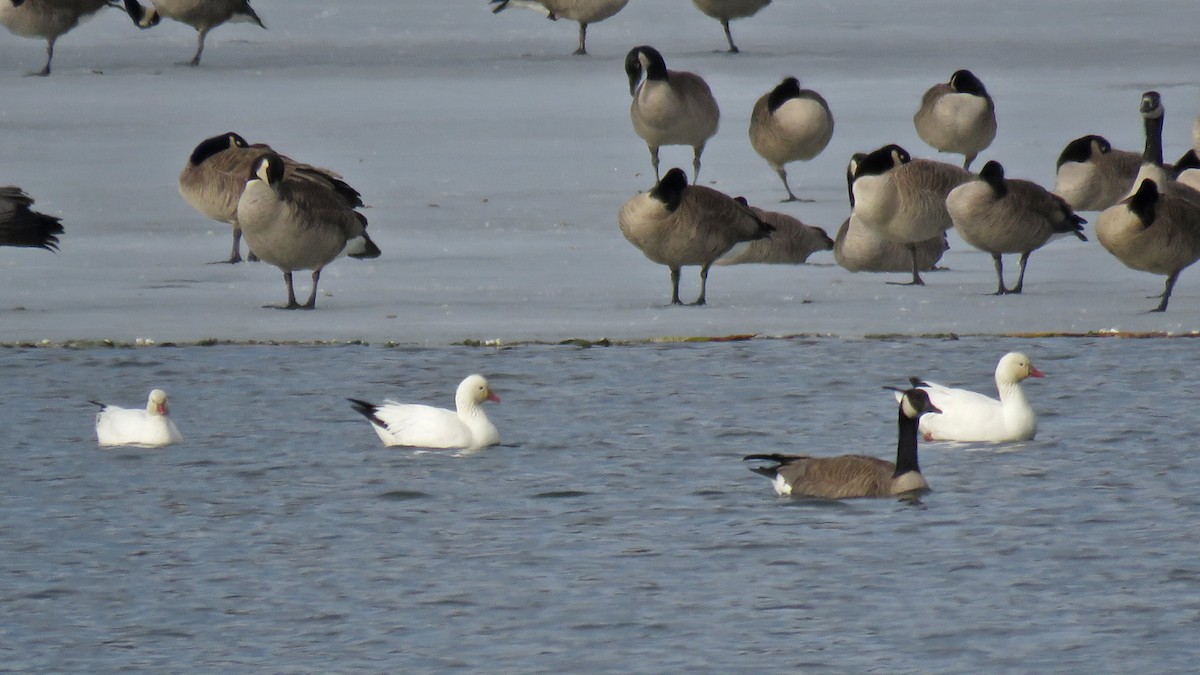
2, 0, 1200, 344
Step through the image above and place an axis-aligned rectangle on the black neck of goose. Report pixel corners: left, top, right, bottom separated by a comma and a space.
189, 136, 231, 166
1143, 112, 1164, 166
767, 78, 801, 113
894, 408, 921, 477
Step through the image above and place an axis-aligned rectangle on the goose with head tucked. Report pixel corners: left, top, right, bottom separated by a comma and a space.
748, 76, 834, 202
349, 375, 500, 452
235, 153, 380, 310
849, 143, 972, 286
690, 0, 770, 53
487, 0, 628, 55
913, 69, 997, 170
716, 204, 831, 265
123, 0, 264, 66
1053, 134, 1142, 212
1175, 112, 1200, 191
902, 352, 1043, 443
744, 387, 940, 499
947, 160, 1087, 295
626, 45, 720, 184
91, 389, 183, 448
618, 167, 773, 305
0, 0, 116, 76
1, 187, 63, 251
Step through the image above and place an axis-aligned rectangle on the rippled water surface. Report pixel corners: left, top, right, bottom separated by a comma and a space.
2, 338, 1198, 672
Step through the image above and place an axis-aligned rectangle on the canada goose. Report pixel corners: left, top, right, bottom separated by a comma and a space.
1095, 178, 1200, 312
0, 0, 114, 76
122, 0, 264, 66
349, 375, 501, 451
91, 389, 182, 448
1175, 147, 1200, 192
748, 77, 834, 202
1, 186, 63, 251
1053, 135, 1142, 212
743, 387, 940, 499
626, 45, 720, 183
235, 153, 381, 310
716, 204, 832, 265
849, 143, 972, 285
179, 132, 363, 264
902, 352, 1042, 443
946, 160, 1087, 295
1128, 91, 1200, 199
488, 0, 628, 55
833, 214, 947, 274
913, 69, 997, 170
618, 167, 773, 305
690, 0, 770, 53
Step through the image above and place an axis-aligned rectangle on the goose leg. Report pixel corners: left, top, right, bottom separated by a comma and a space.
721, 19, 739, 53
669, 267, 683, 305
1150, 270, 1181, 313
27, 38, 54, 77
692, 143, 706, 183
184, 28, 208, 66
649, 146, 661, 183
963, 153, 977, 171
211, 227, 244, 264
776, 166, 810, 202
1010, 252, 1031, 294
271, 271, 302, 310
573, 22, 587, 55
693, 263, 712, 306
887, 244, 925, 286
301, 269, 321, 310
991, 253, 1010, 295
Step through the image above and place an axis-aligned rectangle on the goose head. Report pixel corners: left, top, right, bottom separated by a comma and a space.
995, 352, 1044, 386
767, 77, 802, 113
248, 153, 286, 195
899, 387, 941, 420
1140, 91, 1165, 166
146, 389, 170, 417
122, 0, 162, 27
189, 132, 249, 166
456, 375, 500, 411
1127, 178, 1160, 227
1056, 135, 1111, 170
649, 167, 688, 212
624, 45, 667, 95
949, 69, 989, 98
845, 152, 867, 206
979, 160, 1008, 197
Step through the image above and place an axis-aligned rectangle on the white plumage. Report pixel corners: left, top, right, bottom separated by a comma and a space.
349, 375, 501, 452
92, 389, 183, 448
898, 352, 1043, 443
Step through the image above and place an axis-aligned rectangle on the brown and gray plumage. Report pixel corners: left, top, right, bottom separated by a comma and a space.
487, 0, 628, 55
1053, 135, 1141, 212
235, 153, 380, 310
850, 143, 972, 285
748, 77, 834, 202
0, 0, 115, 76
913, 69, 997, 170
123, 0, 264, 66
717, 204, 831, 265
179, 132, 363, 264
833, 214, 947, 273
626, 45, 720, 184
1095, 178, 1200, 313
689, 0, 770, 53
618, 167, 773, 305
744, 388, 940, 500
947, 160, 1087, 295
0, 187, 63, 251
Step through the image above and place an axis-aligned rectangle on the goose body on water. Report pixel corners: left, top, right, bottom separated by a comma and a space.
849, 143, 972, 285
92, 389, 182, 448
235, 153, 380, 310
744, 388, 940, 499
349, 375, 500, 451
1, 187, 63, 251
179, 132, 363, 264
626, 45, 720, 183
716, 205, 831, 265
123, 0, 264, 66
748, 77, 834, 202
946, 160, 1087, 295
488, 0, 628, 55
903, 352, 1043, 443
618, 167, 773, 305
913, 69, 997, 170
0, 0, 114, 75
690, 0, 770, 53
1053, 135, 1142, 212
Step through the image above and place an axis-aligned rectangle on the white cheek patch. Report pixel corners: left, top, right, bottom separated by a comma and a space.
772, 474, 792, 496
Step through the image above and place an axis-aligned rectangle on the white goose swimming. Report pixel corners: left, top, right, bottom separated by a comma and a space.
899, 352, 1043, 443
91, 389, 183, 448
348, 375, 501, 451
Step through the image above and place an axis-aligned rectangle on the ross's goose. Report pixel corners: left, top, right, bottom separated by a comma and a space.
348, 375, 501, 451
902, 352, 1043, 442
744, 387, 940, 499
91, 389, 183, 448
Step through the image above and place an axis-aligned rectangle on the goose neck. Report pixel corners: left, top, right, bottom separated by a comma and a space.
894, 409, 921, 476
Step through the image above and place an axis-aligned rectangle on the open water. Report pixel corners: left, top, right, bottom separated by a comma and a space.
2, 337, 1198, 672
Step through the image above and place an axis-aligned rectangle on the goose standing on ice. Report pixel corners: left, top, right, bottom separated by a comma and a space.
0, 0, 116, 76
618, 167, 773, 305
690, 0, 770, 53
179, 132, 363, 264
1, 187, 63, 251
487, 0, 628, 55
748, 77, 834, 202
122, 0, 264, 66
716, 205, 831, 265
91, 389, 183, 448
743, 387, 940, 499
913, 69, 997, 170
849, 143, 972, 286
946, 160, 1087, 295
626, 45, 720, 183
1052, 135, 1142, 212
235, 153, 380, 310
904, 352, 1043, 443
349, 375, 501, 452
